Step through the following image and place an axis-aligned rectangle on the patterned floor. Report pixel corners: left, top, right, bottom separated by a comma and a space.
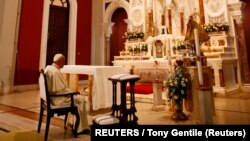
0, 89, 250, 140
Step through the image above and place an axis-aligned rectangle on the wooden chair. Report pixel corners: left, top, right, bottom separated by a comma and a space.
37, 69, 80, 141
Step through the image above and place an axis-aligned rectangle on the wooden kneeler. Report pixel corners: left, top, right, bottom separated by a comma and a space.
92, 115, 120, 125
92, 74, 140, 125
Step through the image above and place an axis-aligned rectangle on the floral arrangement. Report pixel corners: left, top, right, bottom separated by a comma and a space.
141, 44, 148, 52
133, 46, 140, 53
124, 32, 144, 39
163, 59, 189, 106
203, 22, 229, 33
176, 40, 187, 50
172, 40, 186, 51
128, 46, 133, 52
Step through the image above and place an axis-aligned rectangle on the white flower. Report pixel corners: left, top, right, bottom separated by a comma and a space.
181, 81, 186, 87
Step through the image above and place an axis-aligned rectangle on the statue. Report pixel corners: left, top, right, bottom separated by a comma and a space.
183, 16, 210, 114
184, 16, 210, 44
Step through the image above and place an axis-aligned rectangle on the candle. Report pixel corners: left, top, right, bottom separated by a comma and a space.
194, 29, 203, 85
153, 0, 156, 24
167, 38, 171, 56
194, 29, 200, 56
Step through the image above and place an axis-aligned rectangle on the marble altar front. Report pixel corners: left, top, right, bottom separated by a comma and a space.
113, 58, 215, 122
113, 59, 172, 83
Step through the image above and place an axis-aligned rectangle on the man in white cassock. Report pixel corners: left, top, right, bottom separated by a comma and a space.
44, 53, 90, 134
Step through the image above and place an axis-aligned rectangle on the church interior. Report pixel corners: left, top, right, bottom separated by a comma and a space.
0, 0, 250, 140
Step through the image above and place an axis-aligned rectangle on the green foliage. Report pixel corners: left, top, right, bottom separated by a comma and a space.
124, 32, 144, 39
141, 44, 148, 52
203, 23, 229, 33
163, 59, 190, 103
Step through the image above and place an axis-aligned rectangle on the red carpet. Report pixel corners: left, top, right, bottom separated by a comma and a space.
126, 84, 153, 95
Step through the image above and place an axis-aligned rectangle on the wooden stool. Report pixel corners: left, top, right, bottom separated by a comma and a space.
108, 74, 140, 125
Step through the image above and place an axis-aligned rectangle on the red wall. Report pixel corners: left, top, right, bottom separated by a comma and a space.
110, 8, 127, 64
14, 0, 43, 85
75, 0, 91, 66
14, 0, 92, 85
75, 1, 92, 80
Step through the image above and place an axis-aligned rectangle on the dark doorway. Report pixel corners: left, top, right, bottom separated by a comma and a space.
46, 2, 69, 66
110, 8, 127, 65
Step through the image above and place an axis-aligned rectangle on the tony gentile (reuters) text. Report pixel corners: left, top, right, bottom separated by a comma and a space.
94, 128, 246, 138
91, 125, 250, 141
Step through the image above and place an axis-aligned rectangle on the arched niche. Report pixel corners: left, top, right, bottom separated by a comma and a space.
153, 40, 164, 58
103, 1, 130, 34
40, 0, 77, 69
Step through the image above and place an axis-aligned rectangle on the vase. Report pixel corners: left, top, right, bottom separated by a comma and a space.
171, 99, 188, 120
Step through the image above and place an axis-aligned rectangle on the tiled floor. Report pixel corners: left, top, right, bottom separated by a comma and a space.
0, 89, 250, 140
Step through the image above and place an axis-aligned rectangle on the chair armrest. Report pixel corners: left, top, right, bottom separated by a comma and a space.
49, 91, 80, 107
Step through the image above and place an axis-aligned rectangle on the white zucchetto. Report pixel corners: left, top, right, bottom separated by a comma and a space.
53, 53, 63, 62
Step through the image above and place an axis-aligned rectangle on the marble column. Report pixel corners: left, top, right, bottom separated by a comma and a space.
147, 10, 154, 36
167, 8, 172, 34
0, 0, 20, 93
198, 0, 205, 25
161, 14, 165, 26
212, 62, 224, 89
180, 9, 185, 36
104, 37, 111, 65
104, 23, 114, 66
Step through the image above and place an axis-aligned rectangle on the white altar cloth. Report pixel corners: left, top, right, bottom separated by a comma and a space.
60, 65, 125, 110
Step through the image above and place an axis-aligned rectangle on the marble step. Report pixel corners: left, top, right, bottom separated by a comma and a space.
202, 46, 235, 53
204, 52, 235, 58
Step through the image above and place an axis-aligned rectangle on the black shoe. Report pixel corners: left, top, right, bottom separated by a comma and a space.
78, 129, 90, 135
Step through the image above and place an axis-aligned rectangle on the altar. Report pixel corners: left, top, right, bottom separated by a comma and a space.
60, 65, 125, 111
113, 59, 172, 83
201, 33, 239, 96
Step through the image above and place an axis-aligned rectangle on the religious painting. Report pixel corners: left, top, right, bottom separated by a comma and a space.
154, 40, 164, 58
